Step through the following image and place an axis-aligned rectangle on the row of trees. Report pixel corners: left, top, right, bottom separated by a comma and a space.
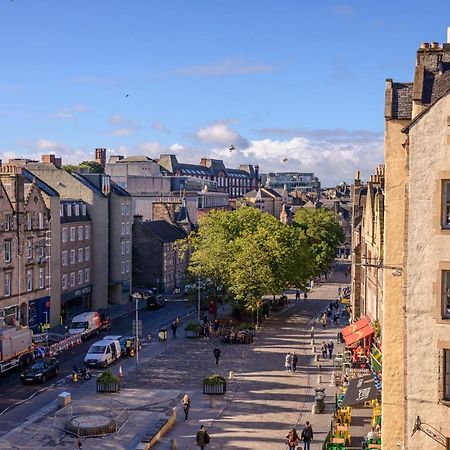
186, 207, 344, 312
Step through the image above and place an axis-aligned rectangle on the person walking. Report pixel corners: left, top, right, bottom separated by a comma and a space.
292, 352, 298, 373
182, 393, 190, 421
171, 320, 178, 338
321, 342, 327, 359
328, 339, 334, 360
333, 310, 340, 326
285, 352, 292, 372
301, 421, 314, 450
303, 291, 308, 301
286, 427, 300, 450
321, 313, 327, 328
213, 346, 221, 365
196, 424, 210, 449
295, 290, 300, 301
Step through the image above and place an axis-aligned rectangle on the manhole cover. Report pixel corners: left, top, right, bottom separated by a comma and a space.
65, 414, 117, 437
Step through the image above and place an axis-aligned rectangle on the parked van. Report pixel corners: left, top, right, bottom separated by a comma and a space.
84, 339, 121, 367
68, 312, 102, 338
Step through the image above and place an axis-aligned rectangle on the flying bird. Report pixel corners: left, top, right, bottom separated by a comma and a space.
125, 94, 129, 98
282, 157, 288, 162
229, 145, 235, 153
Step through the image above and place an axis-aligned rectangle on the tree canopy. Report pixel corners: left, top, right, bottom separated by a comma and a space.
63, 160, 104, 174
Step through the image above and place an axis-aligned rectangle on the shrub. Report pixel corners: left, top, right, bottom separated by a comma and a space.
185, 322, 201, 332
97, 370, 120, 384
203, 374, 226, 386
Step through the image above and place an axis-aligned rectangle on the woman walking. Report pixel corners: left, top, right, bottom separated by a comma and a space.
285, 353, 292, 372
182, 393, 190, 421
285, 427, 300, 450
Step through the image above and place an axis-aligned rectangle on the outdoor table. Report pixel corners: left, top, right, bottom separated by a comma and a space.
332, 437, 345, 444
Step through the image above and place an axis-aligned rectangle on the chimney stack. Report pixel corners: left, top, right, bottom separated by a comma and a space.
95, 148, 107, 168
41, 154, 62, 169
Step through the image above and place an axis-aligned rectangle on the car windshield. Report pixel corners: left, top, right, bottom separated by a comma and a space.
88, 345, 106, 354
72, 321, 88, 329
31, 360, 46, 370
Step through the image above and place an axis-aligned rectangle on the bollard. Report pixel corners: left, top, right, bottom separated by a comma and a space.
170, 438, 178, 449
317, 363, 321, 371
228, 371, 235, 380
317, 374, 322, 384
311, 331, 314, 339
311, 339, 315, 346
314, 354, 319, 363
312, 346, 316, 354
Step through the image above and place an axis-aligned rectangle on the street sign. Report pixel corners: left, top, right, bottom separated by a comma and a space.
132, 320, 142, 337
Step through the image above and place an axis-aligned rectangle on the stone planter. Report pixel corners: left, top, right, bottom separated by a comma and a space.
203, 382, 226, 395
185, 329, 200, 338
96, 380, 120, 393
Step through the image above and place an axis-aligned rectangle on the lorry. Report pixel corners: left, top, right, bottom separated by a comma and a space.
68, 311, 111, 340
84, 338, 121, 367
0, 327, 34, 373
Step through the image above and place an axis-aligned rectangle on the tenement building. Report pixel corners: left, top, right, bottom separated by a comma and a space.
381, 30, 450, 449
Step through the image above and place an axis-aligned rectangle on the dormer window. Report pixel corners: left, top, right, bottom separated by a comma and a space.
66, 204, 72, 217
81, 204, 86, 215
74, 204, 80, 216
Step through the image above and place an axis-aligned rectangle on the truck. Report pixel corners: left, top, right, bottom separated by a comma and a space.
0, 327, 34, 373
68, 311, 111, 340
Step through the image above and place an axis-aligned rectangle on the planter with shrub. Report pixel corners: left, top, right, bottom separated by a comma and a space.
185, 322, 201, 338
203, 374, 226, 395
96, 370, 120, 393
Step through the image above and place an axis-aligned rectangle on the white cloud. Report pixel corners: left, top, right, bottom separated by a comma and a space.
108, 114, 139, 137
55, 104, 88, 120
196, 121, 249, 149
174, 58, 276, 77
329, 5, 354, 16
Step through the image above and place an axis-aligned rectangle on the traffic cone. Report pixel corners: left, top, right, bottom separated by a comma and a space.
118, 365, 123, 378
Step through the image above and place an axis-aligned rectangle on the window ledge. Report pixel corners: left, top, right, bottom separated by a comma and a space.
439, 399, 450, 407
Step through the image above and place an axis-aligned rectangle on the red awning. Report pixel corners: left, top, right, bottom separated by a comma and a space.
342, 316, 374, 346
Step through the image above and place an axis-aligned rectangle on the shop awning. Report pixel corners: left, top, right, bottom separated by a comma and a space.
370, 345, 382, 372
341, 375, 380, 407
342, 316, 374, 346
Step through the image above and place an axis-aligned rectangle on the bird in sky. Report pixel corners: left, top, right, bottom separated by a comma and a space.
282, 157, 288, 162
229, 145, 235, 153
125, 94, 129, 98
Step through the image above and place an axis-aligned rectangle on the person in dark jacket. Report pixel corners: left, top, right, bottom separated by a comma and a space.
301, 421, 314, 450
171, 320, 177, 338
196, 424, 210, 449
213, 346, 221, 365
292, 352, 298, 373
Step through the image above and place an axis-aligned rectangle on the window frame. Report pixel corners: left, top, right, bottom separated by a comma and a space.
26, 269, 33, 292
4, 272, 11, 297
70, 227, 76, 242
443, 180, 450, 229
39, 268, 45, 289
445, 349, 450, 402
443, 270, 450, 319
78, 225, 83, 241
4, 240, 11, 263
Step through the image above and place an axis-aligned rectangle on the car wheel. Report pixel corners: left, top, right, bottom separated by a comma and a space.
41, 375, 46, 383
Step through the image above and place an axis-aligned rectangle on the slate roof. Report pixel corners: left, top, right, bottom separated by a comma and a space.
141, 220, 187, 243
21, 169, 59, 197
110, 180, 130, 196
391, 82, 413, 120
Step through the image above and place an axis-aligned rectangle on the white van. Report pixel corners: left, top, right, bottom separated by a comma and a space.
84, 339, 121, 368
69, 312, 101, 338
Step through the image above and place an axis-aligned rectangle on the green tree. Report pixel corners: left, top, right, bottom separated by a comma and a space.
293, 208, 344, 277
62, 160, 104, 174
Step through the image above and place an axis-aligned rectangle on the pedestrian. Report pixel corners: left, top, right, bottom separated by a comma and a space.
171, 320, 177, 338
285, 352, 292, 372
292, 352, 298, 373
301, 421, 314, 450
76, 441, 83, 450
125, 338, 132, 357
213, 346, 221, 365
196, 424, 210, 449
338, 285, 342, 296
295, 290, 300, 301
326, 308, 332, 319
321, 314, 327, 328
182, 393, 190, 421
333, 311, 340, 326
304, 291, 308, 301
328, 339, 334, 360
321, 342, 327, 359
286, 427, 300, 450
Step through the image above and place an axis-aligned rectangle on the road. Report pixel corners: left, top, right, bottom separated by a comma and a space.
0, 299, 193, 429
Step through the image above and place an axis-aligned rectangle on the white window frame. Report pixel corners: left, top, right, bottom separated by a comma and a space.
27, 239, 33, 259
4, 272, 11, 297
78, 248, 83, 263
126, 222, 130, 235
126, 240, 130, 254
38, 239, 45, 259
26, 212, 32, 230
121, 261, 125, 275
78, 270, 83, 285
26, 269, 33, 292
62, 227, 67, 243
4, 240, 11, 263
121, 223, 125, 236
85, 268, 90, 283
60, 205, 64, 217
85, 247, 90, 261
78, 226, 83, 241
443, 181, 450, 229
84, 225, 89, 240
70, 227, 76, 242
39, 268, 45, 289
62, 274, 67, 290
4, 213, 11, 231
66, 204, 72, 217
62, 251, 68, 266
70, 272, 75, 287
81, 204, 87, 215
70, 249, 75, 265
74, 204, 80, 216
125, 259, 130, 274
121, 241, 125, 255
38, 212, 44, 229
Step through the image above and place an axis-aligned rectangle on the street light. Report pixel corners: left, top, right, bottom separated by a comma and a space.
132, 292, 143, 368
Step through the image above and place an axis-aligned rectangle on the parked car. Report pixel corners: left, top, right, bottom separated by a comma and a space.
20, 357, 60, 383
132, 287, 156, 299
147, 295, 166, 310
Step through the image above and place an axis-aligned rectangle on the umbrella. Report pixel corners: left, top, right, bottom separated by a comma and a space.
341, 374, 380, 407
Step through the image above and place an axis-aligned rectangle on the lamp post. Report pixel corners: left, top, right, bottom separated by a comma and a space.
132, 293, 142, 368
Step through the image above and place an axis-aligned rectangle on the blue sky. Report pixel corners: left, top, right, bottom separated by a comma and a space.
0, 1, 448, 185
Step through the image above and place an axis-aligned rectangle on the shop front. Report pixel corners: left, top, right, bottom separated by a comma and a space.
28, 296, 51, 332
61, 285, 92, 323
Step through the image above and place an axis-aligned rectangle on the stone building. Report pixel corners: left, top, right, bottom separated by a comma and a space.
350, 167, 385, 324
263, 171, 321, 195
132, 217, 189, 293
381, 30, 450, 449
243, 186, 288, 218
59, 200, 93, 321
0, 168, 56, 331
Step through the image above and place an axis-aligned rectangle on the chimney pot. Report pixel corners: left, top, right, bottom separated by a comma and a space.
431, 42, 439, 49
421, 42, 430, 49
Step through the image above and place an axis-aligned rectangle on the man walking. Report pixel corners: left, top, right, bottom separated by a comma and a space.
182, 393, 190, 421
213, 346, 221, 365
295, 290, 300, 301
292, 352, 298, 373
196, 424, 210, 449
171, 320, 177, 338
328, 339, 334, 360
321, 342, 327, 359
301, 421, 314, 450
